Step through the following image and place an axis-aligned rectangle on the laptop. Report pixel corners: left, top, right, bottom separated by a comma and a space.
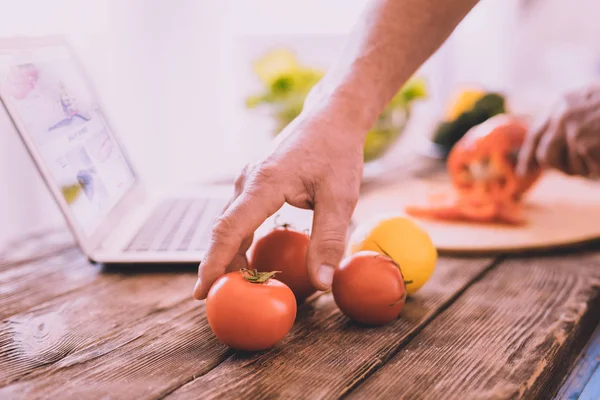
0, 36, 232, 264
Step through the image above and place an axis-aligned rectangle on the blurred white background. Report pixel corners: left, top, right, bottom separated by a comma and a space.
1, 0, 599, 246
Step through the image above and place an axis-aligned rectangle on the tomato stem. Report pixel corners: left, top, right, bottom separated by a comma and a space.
240, 268, 281, 284
273, 214, 293, 230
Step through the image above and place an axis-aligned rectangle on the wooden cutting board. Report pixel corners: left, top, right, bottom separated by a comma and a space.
354, 171, 600, 255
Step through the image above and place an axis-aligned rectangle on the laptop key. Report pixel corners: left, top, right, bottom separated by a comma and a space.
169, 199, 207, 251
152, 199, 192, 251
125, 200, 173, 251
186, 199, 223, 251
177, 205, 206, 251
191, 198, 229, 251
124, 198, 226, 253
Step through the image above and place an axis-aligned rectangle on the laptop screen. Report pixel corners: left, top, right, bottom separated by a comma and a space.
0, 43, 136, 235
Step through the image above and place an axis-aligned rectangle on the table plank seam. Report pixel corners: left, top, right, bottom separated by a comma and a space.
345, 253, 600, 399
1, 263, 103, 322
155, 370, 217, 400
155, 291, 336, 399
338, 256, 504, 399
63, 305, 203, 370
164, 257, 500, 399
0, 288, 193, 388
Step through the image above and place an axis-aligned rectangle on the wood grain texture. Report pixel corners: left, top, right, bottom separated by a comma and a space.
165, 257, 497, 400
0, 228, 74, 271
350, 251, 600, 400
0, 269, 197, 387
3, 227, 598, 399
0, 300, 231, 400
0, 247, 96, 320
555, 323, 600, 400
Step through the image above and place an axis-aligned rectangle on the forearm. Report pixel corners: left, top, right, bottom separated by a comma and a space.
310, 0, 479, 132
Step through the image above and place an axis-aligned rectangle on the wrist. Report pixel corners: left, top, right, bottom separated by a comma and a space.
329, 85, 381, 132
304, 80, 380, 138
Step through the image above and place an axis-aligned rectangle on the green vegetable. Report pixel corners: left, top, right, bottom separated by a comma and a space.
432, 93, 506, 156
246, 49, 428, 162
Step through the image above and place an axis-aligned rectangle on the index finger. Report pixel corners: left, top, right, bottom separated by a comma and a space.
192, 186, 285, 300
516, 116, 550, 176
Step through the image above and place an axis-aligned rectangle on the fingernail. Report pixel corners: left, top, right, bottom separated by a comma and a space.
193, 278, 202, 298
318, 265, 335, 287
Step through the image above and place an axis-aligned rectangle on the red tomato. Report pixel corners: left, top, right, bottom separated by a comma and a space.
206, 269, 297, 351
332, 251, 407, 326
250, 225, 316, 302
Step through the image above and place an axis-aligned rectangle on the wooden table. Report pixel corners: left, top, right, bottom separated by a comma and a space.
1, 225, 599, 399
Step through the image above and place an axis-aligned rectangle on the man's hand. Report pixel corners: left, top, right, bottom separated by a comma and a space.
517, 83, 600, 179
192, 0, 480, 300
192, 102, 366, 300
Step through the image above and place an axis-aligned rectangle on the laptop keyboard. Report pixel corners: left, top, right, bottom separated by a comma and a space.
124, 197, 228, 252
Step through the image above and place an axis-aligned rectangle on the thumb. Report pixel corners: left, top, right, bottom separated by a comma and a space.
516, 115, 550, 177
306, 195, 354, 291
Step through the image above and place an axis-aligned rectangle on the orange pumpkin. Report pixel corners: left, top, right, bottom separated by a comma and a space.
406, 114, 542, 225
